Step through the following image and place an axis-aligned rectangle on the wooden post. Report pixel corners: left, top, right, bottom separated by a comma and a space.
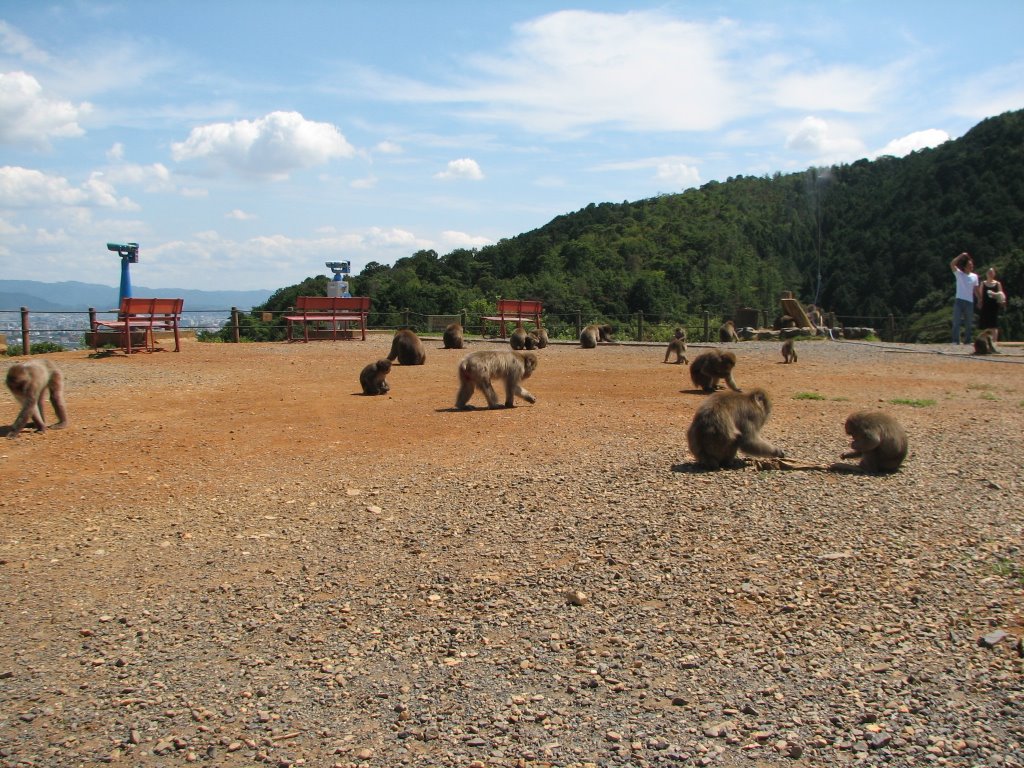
403, 308, 410, 327
231, 307, 240, 343
20, 306, 29, 355
575, 310, 582, 338
887, 313, 895, 342
637, 310, 644, 342
703, 310, 710, 342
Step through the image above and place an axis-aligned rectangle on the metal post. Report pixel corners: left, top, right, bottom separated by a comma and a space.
231, 307, 240, 343
20, 306, 30, 355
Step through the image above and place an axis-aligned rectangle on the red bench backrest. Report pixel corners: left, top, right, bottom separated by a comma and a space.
497, 299, 542, 315
296, 296, 371, 312
120, 297, 184, 315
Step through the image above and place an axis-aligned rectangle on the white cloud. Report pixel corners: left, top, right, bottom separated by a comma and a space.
107, 142, 125, 161
874, 128, 949, 158
102, 162, 174, 193
0, 71, 91, 146
950, 61, 1024, 120
350, 175, 377, 189
226, 209, 256, 220
440, 230, 493, 249
0, 166, 135, 208
170, 111, 355, 179
785, 116, 864, 161
771, 66, 895, 113
0, 21, 50, 65
375, 140, 403, 154
655, 162, 701, 189
435, 158, 484, 181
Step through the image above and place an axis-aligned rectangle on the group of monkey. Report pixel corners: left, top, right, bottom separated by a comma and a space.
662, 322, 907, 473
5, 322, 907, 473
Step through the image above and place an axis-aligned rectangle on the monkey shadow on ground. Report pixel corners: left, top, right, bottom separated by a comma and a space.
434, 405, 534, 413
670, 461, 726, 473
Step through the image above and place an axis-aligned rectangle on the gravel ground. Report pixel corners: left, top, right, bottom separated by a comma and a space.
0, 336, 1021, 768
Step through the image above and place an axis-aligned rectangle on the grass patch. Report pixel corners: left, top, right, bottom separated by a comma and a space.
992, 557, 1024, 588
979, 392, 999, 401
793, 392, 827, 400
890, 398, 936, 408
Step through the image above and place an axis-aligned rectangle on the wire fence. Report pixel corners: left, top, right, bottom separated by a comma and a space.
0, 303, 965, 355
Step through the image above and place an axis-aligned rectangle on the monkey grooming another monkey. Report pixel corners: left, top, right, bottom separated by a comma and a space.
839, 411, 908, 473
719, 320, 739, 343
442, 323, 465, 349
455, 350, 538, 410
687, 388, 784, 469
664, 328, 688, 364
387, 329, 427, 365
533, 328, 549, 349
359, 359, 392, 395
5, 359, 69, 438
689, 350, 741, 393
781, 338, 797, 363
510, 327, 528, 350
580, 323, 614, 348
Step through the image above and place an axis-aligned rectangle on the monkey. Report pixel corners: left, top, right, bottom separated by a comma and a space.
387, 329, 426, 365
442, 323, 465, 349
719, 320, 739, 343
973, 329, 998, 355
5, 359, 69, 438
689, 350, 741, 393
455, 350, 538, 410
774, 314, 796, 330
781, 338, 797, 363
358, 359, 392, 395
839, 411, 908, 473
580, 323, 613, 348
524, 331, 540, 350
686, 388, 784, 469
533, 328, 549, 349
664, 328, 689, 364
510, 327, 528, 350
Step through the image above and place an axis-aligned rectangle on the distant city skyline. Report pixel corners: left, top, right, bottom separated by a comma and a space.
2, 1, 1022, 290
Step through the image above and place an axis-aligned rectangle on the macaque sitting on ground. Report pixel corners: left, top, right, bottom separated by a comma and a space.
5, 359, 69, 438
686, 388, 784, 469
359, 359, 392, 395
387, 329, 426, 365
838, 411, 908, 473
442, 323, 465, 349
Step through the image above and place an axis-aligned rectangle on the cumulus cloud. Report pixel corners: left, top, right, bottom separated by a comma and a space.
170, 111, 355, 179
0, 166, 135, 208
102, 162, 174, 193
435, 158, 484, 181
785, 116, 864, 161
0, 71, 90, 146
225, 209, 256, 220
874, 128, 949, 158
441, 230, 493, 248
655, 162, 701, 188
375, 141, 403, 154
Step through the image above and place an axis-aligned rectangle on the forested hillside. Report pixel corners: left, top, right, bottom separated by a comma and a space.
248, 109, 1024, 342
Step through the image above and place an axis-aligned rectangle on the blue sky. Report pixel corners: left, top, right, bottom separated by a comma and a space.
1, 1, 1022, 291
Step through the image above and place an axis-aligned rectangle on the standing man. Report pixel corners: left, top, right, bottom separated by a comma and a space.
950, 252, 978, 344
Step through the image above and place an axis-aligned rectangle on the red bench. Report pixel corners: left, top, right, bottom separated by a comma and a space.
284, 296, 370, 342
92, 297, 184, 354
481, 299, 543, 338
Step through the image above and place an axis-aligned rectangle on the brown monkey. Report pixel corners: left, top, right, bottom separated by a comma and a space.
689, 350, 741, 393
973, 329, 998, 355
781, 338, 797, 363
840, 411, 908, 473
533, 328, 549, 349
5, 359, 69, 438
442, 323, 465, 349
510, 327, 528, 350
524, 331, 540, 350
664, 328, 689, 364
455, 350, 538, 409
597, 324, 614, 342
719, 320, 739, 342
579, 324, 599, 348
387, 329, 426, 365
686, 388, 784, 469
359, 359, 392, 395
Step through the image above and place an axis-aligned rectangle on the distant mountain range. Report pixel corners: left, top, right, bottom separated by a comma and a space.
0, 280, 272, 311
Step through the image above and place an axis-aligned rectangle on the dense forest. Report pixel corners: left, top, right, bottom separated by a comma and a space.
233, 109, 1024, 343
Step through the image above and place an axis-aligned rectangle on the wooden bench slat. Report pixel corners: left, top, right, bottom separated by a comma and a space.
91, 297, 184, 354
481, 299, 543, 338
285, 296, 371, 342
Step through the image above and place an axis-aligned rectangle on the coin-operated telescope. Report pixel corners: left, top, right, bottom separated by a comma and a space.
107, 242, 139, 303
326, 261, 351, 298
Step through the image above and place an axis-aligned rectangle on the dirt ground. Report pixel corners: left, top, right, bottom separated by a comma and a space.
1, 334, 1022, 767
